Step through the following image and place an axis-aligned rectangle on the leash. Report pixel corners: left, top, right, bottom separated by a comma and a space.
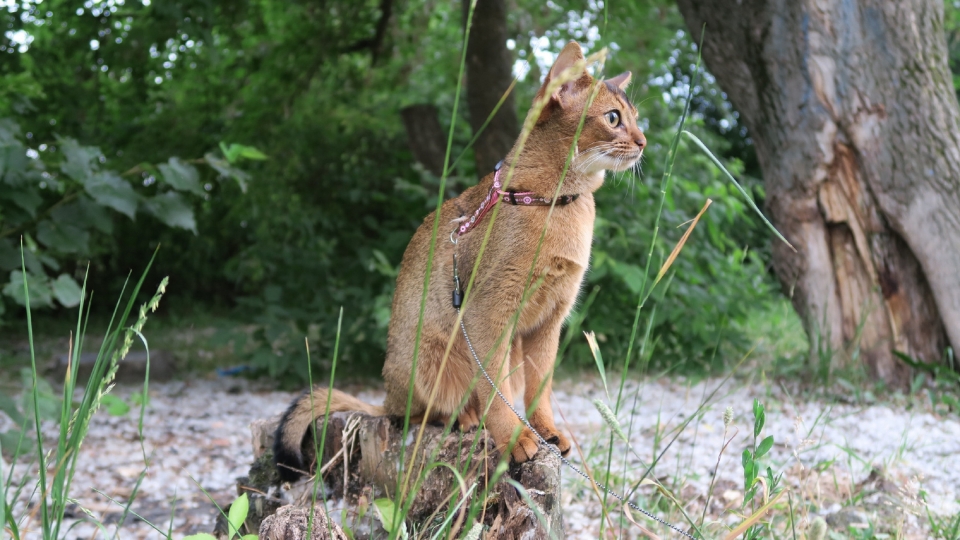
449, 222, 696, 538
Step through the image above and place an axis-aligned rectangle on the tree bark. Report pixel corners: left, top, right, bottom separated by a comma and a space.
463, 0, 518, 176
400, 104, 448, 177
675, 0, 959, 386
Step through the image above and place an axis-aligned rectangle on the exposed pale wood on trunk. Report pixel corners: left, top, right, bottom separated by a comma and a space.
675, 0, 958, 386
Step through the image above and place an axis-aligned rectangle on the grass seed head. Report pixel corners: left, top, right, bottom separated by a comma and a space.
808, 516, 827, 540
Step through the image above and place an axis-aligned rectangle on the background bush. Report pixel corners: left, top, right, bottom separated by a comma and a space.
1, 0, 775, 381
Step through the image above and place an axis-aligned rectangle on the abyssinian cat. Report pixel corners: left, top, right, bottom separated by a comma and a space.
274, 41, 646, 481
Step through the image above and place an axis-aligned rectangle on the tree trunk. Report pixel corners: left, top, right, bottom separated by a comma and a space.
463, 0, 518, 176
675, 0, 959, 386
400, 104, 448, 177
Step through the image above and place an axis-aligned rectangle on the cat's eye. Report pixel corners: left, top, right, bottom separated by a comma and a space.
604, 111, 621, 127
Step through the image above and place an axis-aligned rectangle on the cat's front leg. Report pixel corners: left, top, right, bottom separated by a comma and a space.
520, 315, 571, 456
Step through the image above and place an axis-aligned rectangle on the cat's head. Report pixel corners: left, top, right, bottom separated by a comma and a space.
532, 41, 646, 174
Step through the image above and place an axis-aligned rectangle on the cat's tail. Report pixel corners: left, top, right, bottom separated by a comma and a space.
273, 387, 385, 482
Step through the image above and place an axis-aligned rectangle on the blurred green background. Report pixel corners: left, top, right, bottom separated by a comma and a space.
12, 0, 957, 383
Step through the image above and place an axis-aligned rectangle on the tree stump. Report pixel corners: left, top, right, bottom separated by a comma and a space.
226, 413, 564, 539
259, 505, 348, 540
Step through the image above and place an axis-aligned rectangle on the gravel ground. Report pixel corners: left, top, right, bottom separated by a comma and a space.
2, 375, 958, 539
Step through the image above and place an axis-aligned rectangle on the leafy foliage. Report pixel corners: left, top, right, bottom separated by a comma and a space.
1, 0, 773, 380
0, 117, 258, 321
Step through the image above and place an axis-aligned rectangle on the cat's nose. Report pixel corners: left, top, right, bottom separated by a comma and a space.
635, 134, 646, 150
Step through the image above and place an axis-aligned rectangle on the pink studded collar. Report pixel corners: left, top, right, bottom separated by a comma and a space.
455, 165, 580, 237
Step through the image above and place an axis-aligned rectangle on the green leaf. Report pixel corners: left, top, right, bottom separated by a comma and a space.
237, 145, 267, 160
182, 534, 218, 540
159, 157, 204, 196
83, 172, 139, 219
606, 259, 645, 295
204, 152, 250, 193
755, 435, 774, 459
50, 196, 113, 234
240, 535, 258, 540
100, 395, 130, 416
753, 403, 765, 438
3, 269, 53, 308
219, 142, 267, 163
143, 192, 197, 233
0, 187, 42, 216
583, 331, 608, 398
0, 392, 25, 425
741, 448, 755, 485
0, 118, 21, 145
227, 493, 249, 538
36, 220, 90, 254
0, 428, 35, 458
51, 273, 82, 307
373, 498, 401, 534
18, 367, 60, 421
58, 137, 102, 181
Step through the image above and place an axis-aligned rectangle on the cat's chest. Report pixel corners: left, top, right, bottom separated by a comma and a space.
539, 199, 595, 267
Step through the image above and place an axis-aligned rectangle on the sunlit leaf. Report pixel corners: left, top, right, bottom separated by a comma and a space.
143, 192, 197, 233
373, 498, 403, 535
159, 157, 204, 196
227, 493, 249, 538
51, 273, 82, 307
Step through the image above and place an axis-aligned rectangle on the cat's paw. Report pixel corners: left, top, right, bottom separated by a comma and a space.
546, 431, 571, 456
456, 407, 480, 431
532, 424, 572, 456
510, 429, 540, 463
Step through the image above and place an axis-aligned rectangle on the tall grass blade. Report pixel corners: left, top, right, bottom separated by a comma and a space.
584, 331, 609, 399
681, 130, 795, 251
397, 1, 478, 524
20, 239, 50, 538
722, 488, 786, 540
306, 306, 343, 540
653, 199, 712, 287
427, 482, 477, 540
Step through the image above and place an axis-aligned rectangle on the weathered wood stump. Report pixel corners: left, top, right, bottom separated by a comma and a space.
224, 413, 564, 539
259, 504, 348, 540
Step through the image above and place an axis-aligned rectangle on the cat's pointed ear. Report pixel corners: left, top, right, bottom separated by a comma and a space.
607, 71, 632, 90
546, 41, 587, 99
535, 41, 590, 117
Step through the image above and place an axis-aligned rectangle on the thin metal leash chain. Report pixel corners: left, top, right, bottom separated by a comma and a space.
456, 308, 696, 539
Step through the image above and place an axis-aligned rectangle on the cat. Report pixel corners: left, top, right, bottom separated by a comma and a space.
274, 41, 646, 482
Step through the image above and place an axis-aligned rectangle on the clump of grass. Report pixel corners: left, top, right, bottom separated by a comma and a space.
1, 247, 167, 539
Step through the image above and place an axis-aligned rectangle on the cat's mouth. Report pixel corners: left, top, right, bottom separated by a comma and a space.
576, 146, 643, 174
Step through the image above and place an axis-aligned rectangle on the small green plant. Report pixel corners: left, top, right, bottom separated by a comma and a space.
739, 399, 782, 539
183, 493, 258, 540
